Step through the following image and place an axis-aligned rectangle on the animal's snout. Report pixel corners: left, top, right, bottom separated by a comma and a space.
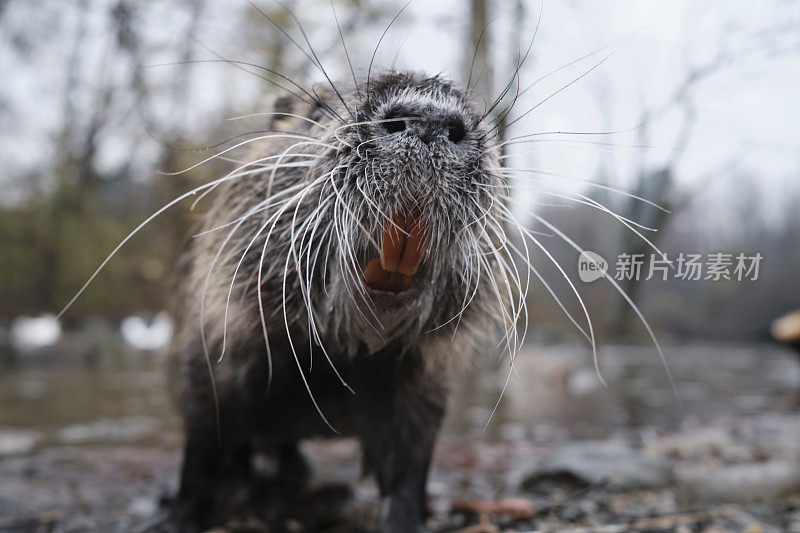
383, 105, 466, 144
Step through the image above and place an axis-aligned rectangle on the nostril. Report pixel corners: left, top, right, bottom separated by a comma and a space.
382, 108, 407, 134
447, 117, 466, 143
384, 118, 406, 134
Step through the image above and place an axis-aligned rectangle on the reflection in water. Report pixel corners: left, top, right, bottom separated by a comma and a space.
447, 343, 799, 440
0, 344, 797, 449
0, 352, 180, 448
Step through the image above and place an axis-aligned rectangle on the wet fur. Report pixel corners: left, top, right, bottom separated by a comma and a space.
167, 73, 512, 532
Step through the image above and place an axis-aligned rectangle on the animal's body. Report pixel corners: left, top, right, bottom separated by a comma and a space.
167, 72, 511, 532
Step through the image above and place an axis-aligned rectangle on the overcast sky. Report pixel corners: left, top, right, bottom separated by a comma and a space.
2, 0, 799, 226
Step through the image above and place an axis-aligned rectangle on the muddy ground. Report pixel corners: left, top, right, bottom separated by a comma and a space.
1, 343, 799, 532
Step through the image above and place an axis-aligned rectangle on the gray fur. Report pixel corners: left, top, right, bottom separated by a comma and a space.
167, 72, 518, 531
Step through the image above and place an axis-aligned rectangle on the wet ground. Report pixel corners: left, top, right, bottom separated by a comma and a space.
0, 342, 798, 532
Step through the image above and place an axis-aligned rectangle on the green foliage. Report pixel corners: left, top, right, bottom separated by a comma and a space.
0, 151, 212, 320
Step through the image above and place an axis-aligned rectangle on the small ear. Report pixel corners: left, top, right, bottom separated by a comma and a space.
309, 84, 335, 121
269, 94, 294, 129
273, 95, 294, 114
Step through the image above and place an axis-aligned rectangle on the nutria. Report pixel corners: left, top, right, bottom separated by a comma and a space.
163, 71, 517, 532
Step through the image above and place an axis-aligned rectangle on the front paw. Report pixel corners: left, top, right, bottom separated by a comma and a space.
277, 443, 312, 492
134, 496, 207, 533
378, 523, 429, 533
377, 498, 430, 533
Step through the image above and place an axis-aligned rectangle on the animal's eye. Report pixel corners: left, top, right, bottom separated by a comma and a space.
382, 109, 406, 134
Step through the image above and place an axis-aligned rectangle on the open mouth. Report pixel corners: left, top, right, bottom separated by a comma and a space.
363, 210, 427, 294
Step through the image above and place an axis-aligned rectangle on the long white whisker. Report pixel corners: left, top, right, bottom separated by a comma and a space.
494, 202, 602, 384
286, 183, 354, 392
191, 157, 319, 210
56, 171, 253, 318
531, 213, 681, 403
217, 173, 331, 363
160, 133, 334, 177
225, 111, 329, 129
495, 167, 670, 213
282, 232, 339, 433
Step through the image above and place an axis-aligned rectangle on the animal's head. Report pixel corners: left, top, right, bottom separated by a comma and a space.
301, 72, 515, 354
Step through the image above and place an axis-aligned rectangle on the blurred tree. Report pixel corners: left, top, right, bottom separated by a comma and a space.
0, 0, 381, 320
607, 14, 800, 335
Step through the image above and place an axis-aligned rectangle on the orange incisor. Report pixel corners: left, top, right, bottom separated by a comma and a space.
363, 210, 427, 293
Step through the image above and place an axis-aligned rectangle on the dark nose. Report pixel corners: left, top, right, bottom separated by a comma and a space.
383, 106, 466, 143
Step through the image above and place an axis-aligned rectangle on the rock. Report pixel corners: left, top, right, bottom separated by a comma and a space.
675, 460, 800, 504
56, 416, 157, 444
771, 310, 800, 350
569, 368, 602, 395
120, 312, 173, 352
127, 496, 158, 517
519, 469, 590, 494
522, 441, 671, 491
644, 427, 749, 461
9, 315, 61, 352
558, 504, 586, 523
450, 516, 500, 533
0, 429, 42, 456
3, 318, 126, 365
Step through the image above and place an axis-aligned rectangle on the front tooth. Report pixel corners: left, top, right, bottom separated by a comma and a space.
397, 214, 426, 276
380, 212, 406, 272
364, 258, 392, 290
387, 272, 411, 292
363, 259, 410, 293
